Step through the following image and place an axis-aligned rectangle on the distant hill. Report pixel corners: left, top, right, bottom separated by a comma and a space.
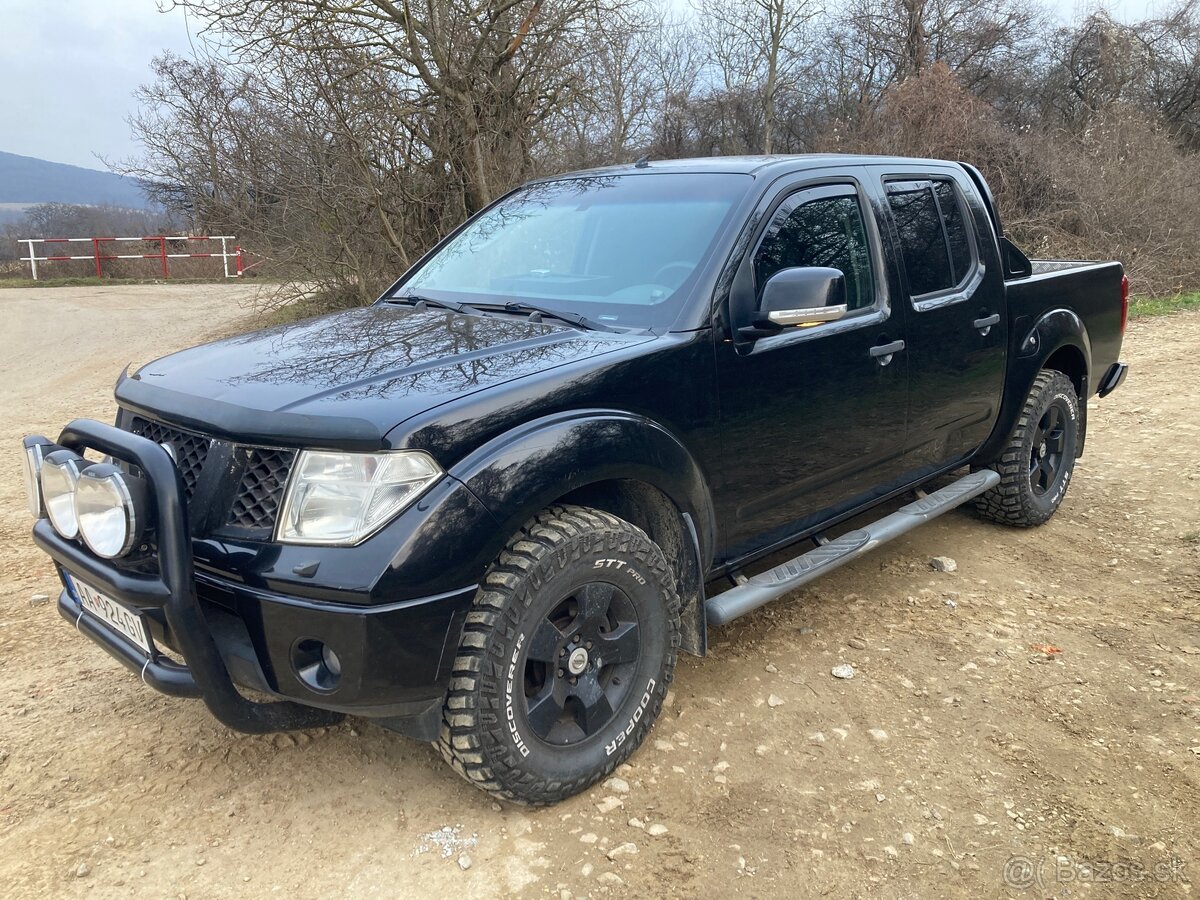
0, 150, 150, 208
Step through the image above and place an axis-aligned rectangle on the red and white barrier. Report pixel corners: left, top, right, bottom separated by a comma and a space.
18, 235, 242, 280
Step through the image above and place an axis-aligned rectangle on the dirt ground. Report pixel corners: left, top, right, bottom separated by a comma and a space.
1, 284, 1197, 899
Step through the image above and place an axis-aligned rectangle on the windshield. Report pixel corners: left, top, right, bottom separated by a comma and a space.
394, 173, 751, 330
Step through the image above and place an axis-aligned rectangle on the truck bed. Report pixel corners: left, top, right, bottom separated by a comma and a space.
1004, 260, 1125, 396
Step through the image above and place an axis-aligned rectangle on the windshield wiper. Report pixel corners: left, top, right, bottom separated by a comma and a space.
389, 294, 616, 332
386, 293, 483, 317
482, 301, 616, 333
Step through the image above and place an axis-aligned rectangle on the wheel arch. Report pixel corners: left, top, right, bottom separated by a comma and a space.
449, 410, 715, 657
976, 308, 1092, 464
557, 478, 707, 657
1042, 343, 1088, 397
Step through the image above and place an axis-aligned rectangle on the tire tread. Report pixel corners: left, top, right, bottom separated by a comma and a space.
975, 369, 1079, 527
437, 504, 680, 805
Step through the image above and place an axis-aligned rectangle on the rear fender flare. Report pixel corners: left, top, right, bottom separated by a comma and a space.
976, 308, 1092, 463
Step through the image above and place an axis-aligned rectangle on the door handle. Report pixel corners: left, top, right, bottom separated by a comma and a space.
869, 339, 905, 365
974, 313, 1001, 334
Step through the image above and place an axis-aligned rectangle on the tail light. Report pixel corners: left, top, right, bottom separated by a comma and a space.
1119, 275, 1129, 335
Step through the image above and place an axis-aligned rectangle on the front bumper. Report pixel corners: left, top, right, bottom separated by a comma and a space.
31, 419, 474, 739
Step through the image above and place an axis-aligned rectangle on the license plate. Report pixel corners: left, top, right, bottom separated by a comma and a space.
69, 575, 153, 655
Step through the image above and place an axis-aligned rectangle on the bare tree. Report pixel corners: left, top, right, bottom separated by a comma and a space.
119, 0, 1200, 303
1139, 1, 1200, 149
1039, 12, 1144, 128
833, 0, 1043, 97
168, 0, 615, 213
690, 0, 820, 153
124, 0, 635, 305
1039, 3, 1200, 149
549, 4, 665, 168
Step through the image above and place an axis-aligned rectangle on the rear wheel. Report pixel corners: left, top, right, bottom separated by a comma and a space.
438, 504, 680, 805
975, 369, 1081, 527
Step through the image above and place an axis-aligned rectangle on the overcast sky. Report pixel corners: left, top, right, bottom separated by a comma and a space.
1, 1, 199, 169
0, 0, 1170, 172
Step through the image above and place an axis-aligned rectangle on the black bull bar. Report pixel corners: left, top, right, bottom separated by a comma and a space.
31, 418, 344, 733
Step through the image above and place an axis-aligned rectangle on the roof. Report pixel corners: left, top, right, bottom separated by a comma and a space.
549, 154, 963, 180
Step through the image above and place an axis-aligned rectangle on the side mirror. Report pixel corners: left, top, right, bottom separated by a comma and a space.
739, 267, 848, 339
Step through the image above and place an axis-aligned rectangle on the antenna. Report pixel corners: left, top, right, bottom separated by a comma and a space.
634, 155, 651, 169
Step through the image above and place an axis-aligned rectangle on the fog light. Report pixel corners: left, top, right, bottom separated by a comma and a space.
321, 644, 342, 678
75, 463, 148, 559
292, 638, 342, 692
21, 437, 56, 518
41, 450, 93, 539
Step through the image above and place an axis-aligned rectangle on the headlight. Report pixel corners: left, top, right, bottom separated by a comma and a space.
41, 450, 93, 539
75, 463, 148, 558
21, 436, 55, 518
278, 450, 442, 545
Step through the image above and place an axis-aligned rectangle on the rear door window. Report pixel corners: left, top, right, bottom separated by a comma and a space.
886, 178, 976, 296
933, 180, 973, 282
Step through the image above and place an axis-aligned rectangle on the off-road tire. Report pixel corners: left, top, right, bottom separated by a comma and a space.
975, 369, 1081, 527
437, 504, 680, 805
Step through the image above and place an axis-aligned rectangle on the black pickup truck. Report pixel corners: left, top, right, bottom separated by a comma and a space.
22, 155, 1128, 804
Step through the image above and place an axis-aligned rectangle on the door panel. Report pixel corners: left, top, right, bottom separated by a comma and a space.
714, 178, 910, 560
875, 169, 1008, 468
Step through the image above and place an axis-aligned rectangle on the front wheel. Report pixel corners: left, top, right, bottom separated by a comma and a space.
975, 369, 1081, 527
438, 504, 680, 805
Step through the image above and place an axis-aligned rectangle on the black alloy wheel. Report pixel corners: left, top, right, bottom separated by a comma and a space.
522, 583, 642, 745
976, 368, 1081, 527
1028, 401, 1069, 496
438, 504, 680, 804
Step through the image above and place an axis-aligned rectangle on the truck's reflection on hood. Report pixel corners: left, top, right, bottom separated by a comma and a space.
121, 304, 645, 439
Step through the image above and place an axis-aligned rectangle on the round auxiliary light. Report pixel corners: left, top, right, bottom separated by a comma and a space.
40, 449, 92, 539
75, 463, 147, 559
21, 437, 55, 518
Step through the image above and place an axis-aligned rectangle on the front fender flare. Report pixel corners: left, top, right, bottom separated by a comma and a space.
448, 410, 717, 570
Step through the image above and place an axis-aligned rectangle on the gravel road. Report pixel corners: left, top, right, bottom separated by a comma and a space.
1, 285, 1197, 898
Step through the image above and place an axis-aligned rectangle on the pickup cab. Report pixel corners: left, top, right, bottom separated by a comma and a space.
21, 155, 1129, 804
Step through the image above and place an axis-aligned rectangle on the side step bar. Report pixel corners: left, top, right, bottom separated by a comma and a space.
704, 469, 1001, 626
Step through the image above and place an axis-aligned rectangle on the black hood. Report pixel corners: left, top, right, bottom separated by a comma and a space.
115, 305, 648, 449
